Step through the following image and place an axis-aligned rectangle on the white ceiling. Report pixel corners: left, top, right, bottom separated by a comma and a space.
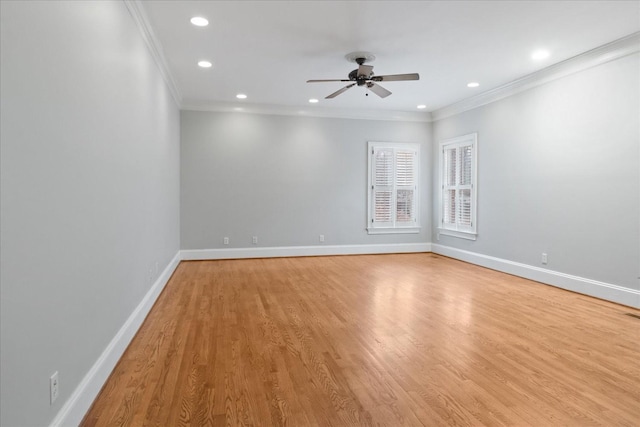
140, 0, 640, 116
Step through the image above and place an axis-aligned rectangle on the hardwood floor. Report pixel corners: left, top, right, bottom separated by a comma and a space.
81, 254, 640, 426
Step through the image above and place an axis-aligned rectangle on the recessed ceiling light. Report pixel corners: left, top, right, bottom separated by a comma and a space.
417, 104, 426, 109
531, 49, 550, 60
467, 82, 480, 88
190, 17, 209, 27
197, 60, 212, 68
236, 94, 247, 99
309, 98, 319, 103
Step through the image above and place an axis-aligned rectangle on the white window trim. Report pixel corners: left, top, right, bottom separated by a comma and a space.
367, 141, 421, 235
438, 229, 477, 241
438, 133, 478, 240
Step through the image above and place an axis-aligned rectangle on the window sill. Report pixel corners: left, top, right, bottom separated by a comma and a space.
438, 228, 477, 241
368, 227, 421, 235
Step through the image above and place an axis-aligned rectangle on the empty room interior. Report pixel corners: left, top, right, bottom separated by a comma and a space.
1, 1, 639, 426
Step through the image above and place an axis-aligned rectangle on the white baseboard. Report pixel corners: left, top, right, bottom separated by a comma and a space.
181, 243, 432, 260
49, 251, 182, 427
432, 244, 640, 309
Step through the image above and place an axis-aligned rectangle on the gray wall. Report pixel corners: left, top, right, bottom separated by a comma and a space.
181, 111, 432, 249
0, 2, 181, 426
432, 53, 640, 291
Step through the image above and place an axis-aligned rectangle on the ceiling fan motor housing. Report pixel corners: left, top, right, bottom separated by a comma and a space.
349, 59, 374, 86
349, 69, 372, 85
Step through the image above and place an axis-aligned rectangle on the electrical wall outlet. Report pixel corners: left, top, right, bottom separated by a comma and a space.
223, 237, 229, 245
541, 253, 548, 264
50, 371, 59, 404
252, 236, 258, 245
319, 234, 325, 243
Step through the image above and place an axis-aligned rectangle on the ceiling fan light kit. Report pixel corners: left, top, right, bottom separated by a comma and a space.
307, 51, 419, 99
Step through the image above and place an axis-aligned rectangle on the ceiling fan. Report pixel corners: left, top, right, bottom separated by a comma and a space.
307, 52, 419, 99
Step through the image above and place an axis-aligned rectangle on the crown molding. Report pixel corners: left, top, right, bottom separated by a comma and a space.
123, 0, 182, 106
181, 100, 433, 122
432, 31, 640, 121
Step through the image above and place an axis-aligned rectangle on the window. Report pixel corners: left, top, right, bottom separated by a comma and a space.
367, 142, 420, 234
439, 133, 477, 240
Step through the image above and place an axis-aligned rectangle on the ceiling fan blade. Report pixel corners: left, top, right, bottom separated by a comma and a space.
307, 79, 351, 83
366, 82, 392, 98
326, 83, 356, 99
371, 73, 420, 82
357, 64, 373, 78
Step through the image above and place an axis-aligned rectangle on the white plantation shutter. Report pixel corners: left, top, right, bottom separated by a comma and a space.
372, 148, 394, 226
396, 190, 414, 222
458, 189, 471, 226
444, 148, 457, 187
460, 145, 472, 185
374, 191, 393, 222
443, 146, 457, 227
395, 149, 416, 225
440, 134, 477, 237
368, 142, 420, 233
395, 150, 414, 186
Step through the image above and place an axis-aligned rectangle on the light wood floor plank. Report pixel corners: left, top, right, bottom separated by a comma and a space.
82, 254, 640, 426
